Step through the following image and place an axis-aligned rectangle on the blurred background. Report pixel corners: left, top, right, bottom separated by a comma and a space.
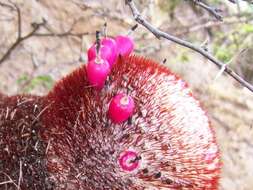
0, 0, 253, 189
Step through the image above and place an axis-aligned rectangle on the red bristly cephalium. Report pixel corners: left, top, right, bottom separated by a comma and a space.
0, 95, 54, 189
42, 55, 221, 190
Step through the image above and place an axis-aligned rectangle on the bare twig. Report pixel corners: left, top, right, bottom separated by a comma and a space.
35, 17, 91, 38
172, 14, 253, 36
1, 1, 22, 37
0, 2, 47, 64
0, 20, 46, 64
0, 3, 90, 65
11, 3, 22, 39
125, 0, 253, 93
0, 1, 15, 10
189, 0, 223, 21
33, 31, 90, 38
228, 0, 253, 4
34, 18, 91, 39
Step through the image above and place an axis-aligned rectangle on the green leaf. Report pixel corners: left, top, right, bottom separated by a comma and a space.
17, 74, 54, 93
17, 74, 29, 84
242, 24, 253, 33
180, 52, 189, 63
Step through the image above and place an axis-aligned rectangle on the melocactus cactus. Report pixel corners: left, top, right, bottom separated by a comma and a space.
41, 55, 221, 189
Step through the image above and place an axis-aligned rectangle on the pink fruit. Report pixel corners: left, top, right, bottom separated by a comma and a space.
108, 93, 135, 123
87, 44, 115, 67
119, 150, 140, 172
87, 58, 110, 90
101, 38, 118, 67
115, 35, 134, 57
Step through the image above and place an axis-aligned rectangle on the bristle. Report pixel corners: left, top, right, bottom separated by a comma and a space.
0, 95, 54, 189
42, 54, 221, 189
0, 92, 5, 101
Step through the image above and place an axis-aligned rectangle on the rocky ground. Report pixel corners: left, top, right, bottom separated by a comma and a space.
0, 0, 253, 189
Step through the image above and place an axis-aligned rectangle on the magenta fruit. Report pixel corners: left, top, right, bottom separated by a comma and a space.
87, 58, 110, 90
115, 35, 134, 57
119, 150, 140, 172
87, 43, 115, 66
108, 93, 135, 123
101, 37, 118, 67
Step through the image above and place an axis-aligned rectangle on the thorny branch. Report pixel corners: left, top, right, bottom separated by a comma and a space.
188, 0, 222, 21
189, 0, 253, 20
228, 0, 253, 4
125, 0, 253, 93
